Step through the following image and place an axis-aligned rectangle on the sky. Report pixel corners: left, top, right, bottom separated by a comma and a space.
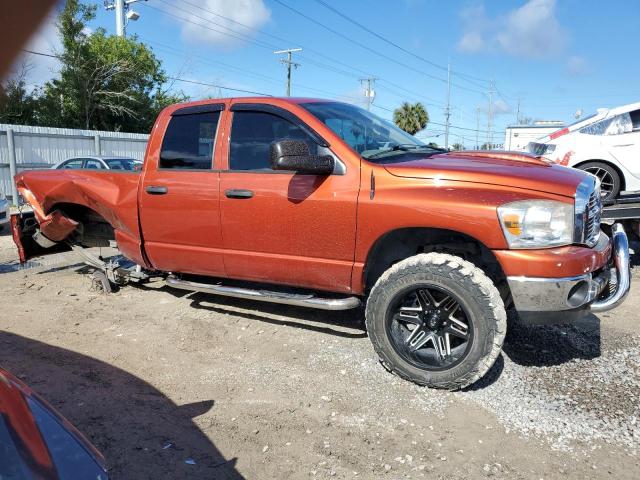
15, 0, 640, 147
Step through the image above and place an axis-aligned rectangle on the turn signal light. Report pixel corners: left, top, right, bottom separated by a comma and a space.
502, 214, 522, 235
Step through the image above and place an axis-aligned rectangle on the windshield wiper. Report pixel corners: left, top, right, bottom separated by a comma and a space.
364, 144, 432, 160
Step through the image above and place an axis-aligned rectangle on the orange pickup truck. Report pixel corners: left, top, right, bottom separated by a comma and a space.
11, 97, 631, 389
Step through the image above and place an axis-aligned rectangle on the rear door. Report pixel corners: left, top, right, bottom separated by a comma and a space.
139, 103, 226, 276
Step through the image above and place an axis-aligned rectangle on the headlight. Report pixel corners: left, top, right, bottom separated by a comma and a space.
497, 200, 574, 248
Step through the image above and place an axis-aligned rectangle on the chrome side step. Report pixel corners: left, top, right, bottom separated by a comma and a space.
166, 275, 361, 311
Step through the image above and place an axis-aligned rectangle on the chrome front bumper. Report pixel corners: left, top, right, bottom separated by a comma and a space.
507, 223, 630, 323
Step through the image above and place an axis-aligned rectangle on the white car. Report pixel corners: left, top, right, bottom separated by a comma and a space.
52, 156, 141, 171
0, 193, 10, 232
528, 101, 640, 202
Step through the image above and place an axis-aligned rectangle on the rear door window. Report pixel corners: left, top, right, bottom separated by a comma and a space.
160, 111, 221, 170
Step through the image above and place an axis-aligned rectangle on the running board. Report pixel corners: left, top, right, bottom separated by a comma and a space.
166, 275, 361, 311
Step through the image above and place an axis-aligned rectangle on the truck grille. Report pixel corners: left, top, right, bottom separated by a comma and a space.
574, 177, 602, 247
584, 188, 602, 246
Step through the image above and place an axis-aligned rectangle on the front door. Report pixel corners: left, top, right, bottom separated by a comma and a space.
139, 104, 226, 276
219, 105, 359, 293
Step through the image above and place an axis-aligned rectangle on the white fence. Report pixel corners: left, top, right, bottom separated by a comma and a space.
0, 124, 149, 203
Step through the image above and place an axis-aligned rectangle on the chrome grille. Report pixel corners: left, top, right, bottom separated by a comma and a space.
585, 189, 601, 246
574, 177, 602, 247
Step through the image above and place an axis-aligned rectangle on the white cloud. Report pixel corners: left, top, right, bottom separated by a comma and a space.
457, 0, 568, 59
178, 0, 271, 48
457, 31, 484, 53
566, 55, 589, 76
477, 99, 513, 116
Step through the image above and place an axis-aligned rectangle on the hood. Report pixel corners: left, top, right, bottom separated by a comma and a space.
384, 151, 586, 197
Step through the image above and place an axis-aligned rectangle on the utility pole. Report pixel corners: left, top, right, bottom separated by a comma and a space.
487, 80, 494, 149
274, 48, 302, 97
444, 62, 451, 150
475, 107, 480, 150
360, 76, 377, 111
104, 0, 146, 37
515, 97, 521, 124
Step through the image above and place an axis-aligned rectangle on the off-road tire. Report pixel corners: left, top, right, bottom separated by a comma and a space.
365, 253, 507, 390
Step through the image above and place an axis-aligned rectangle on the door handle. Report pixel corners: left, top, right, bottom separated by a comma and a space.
145, 185, 168, 195
613, 144, 633, 147
225, 189, 254, 199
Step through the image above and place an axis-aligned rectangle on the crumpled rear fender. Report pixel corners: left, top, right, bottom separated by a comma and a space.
14, 169, 148, 267
18, 185, 78, 241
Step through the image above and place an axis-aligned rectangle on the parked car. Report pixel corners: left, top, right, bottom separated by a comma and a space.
53, 156, 141, 171
0, 366, 108, 479
528, 101, 640, 202
0, 193, 9, 232
11, 97, 630, 390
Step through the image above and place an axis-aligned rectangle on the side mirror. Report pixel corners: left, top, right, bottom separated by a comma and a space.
270, 140, 334, 175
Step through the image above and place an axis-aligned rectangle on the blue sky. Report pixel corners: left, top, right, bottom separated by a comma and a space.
20, 0, 640, 146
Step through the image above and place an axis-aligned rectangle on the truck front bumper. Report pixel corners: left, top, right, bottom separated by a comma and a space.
507, 223, 630, 324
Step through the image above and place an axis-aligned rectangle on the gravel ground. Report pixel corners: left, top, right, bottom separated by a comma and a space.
0, 228, 639, 479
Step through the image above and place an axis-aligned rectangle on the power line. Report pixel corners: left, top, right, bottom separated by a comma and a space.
22, 48, 500, 136
20, 49, 274, 96
144, 2, 281, 50
148, 0, 456, 108
311, 0, 490, 87
167, 77, 271, 96
272, 0, 453, 85
22, 49, 58, 58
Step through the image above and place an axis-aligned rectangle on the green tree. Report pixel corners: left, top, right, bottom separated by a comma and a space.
393, 102, 429, 135
38, 0, 185, 132
451, 142, 463, 151
0, 65, 40, 124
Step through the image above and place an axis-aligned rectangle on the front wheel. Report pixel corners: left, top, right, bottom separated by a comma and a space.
365, 253, 506, 390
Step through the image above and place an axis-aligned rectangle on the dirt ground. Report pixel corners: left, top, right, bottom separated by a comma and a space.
0, 227, 639, 479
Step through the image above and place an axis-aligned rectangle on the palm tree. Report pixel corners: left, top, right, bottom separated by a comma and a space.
393, 102, 429, 135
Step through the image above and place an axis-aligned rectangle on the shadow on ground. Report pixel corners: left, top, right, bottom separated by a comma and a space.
0, 331, 245, 480
503, 313, 601, 367
130, 281, 367, 339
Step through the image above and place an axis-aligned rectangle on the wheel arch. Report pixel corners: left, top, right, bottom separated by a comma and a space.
362, 227, 509, 301
48, 202, 115, 247
573, 159, 626, 191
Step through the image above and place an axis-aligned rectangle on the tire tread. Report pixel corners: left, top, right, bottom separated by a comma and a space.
365, 253, 507, 390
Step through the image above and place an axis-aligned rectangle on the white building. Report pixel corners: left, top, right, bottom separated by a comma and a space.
504, 121, 565, 152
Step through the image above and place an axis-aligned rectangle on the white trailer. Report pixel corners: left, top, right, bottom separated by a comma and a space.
504, 122, 565, 152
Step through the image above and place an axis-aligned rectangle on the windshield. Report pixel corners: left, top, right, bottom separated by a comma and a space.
300, 102, 441, 163
105, 158, 136, 170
